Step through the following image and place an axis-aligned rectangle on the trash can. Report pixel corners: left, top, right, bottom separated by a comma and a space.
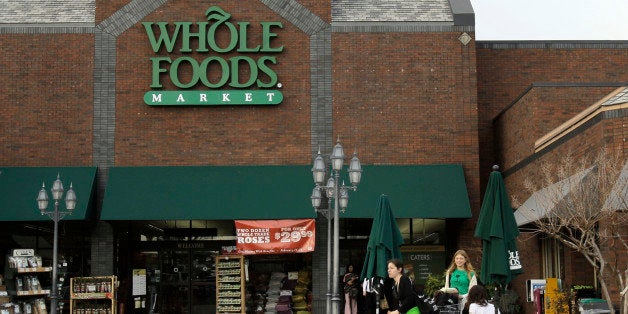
578, 298, 611, 314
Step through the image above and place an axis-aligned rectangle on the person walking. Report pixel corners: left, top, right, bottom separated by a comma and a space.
385, 259, 419, 314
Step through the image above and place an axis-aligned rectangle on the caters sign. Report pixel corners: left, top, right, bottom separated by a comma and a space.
234, 219, 315, 255
142, 6, 284, 106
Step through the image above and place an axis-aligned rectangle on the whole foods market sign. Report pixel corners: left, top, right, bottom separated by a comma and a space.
142, 6, 283, 106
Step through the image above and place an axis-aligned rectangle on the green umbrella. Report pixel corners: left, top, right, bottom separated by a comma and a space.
361, 194, 404, 280
474, 166, 523, 286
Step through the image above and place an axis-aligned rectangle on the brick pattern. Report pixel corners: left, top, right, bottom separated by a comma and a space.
0, 33, 95, 167
91, 221, 115, 276
96, 0, 129, 25
5, 0, 625, 311
479, 43, 627, 311
299, 0, 331, 24
494, 86, 618, 170
495, 104, 626, 310
113, 1, 312, 166
331, 31, 481, 226
476, 44, 628, 177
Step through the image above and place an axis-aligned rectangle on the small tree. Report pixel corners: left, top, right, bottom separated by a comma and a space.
515, 151, 627, 313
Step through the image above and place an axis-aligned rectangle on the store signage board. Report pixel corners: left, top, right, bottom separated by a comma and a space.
400, 246, 446, 285
234, 219, 315, 255
145, 90, 282, 106
143, 6, 284, 106
132, 269, 147, 296
12, 249, 35, 257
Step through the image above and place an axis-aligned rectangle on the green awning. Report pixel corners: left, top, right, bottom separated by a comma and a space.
101, 166, 317, 220
100, 164, 471, 220
0, 167, 97, 221
341, 165, 472, 218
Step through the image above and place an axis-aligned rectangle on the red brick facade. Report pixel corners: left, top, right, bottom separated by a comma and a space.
1, 0, 626, 312
0, 33, 95, 167
483, 44, 627, 310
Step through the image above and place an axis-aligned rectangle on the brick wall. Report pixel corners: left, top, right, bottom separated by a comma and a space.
0, 33, 95, 166
494, 86, 617, 170
494, 95, 626, 307
481, 43, 627, 309
476, 43, 628, 178
332, 32, 481, 236
114, 0, 312, 166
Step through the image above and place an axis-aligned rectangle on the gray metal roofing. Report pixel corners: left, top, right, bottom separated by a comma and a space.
605, 87, 628, 106
0, 0, 454, 24
0, 0, 95, 24
332, 0, 454, 22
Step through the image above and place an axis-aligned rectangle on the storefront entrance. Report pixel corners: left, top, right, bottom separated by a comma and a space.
130, 241, 313, 314
132, 242, 223, 314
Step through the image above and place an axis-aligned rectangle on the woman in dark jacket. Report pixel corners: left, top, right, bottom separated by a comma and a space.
386, 259, 419, 314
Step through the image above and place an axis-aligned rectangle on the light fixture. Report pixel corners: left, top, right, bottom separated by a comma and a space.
51, 174, 64, 201
311, 148, 326, 185
348, 151, 362, 186
37, 183, 49, 213
331, 140, 344, 171
326, 177, 335, 198
339, 186, 349, 211
65, 183, 76, 211
311, 187, 322, 209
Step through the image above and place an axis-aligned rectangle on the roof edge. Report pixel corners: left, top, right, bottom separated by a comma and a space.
449, 0, 475, 26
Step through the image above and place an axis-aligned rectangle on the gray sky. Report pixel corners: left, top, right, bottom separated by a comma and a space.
469, 0, 628, 40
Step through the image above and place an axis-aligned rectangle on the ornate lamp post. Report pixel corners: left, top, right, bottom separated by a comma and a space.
311, 139, 362, 314
36, 174, 76, 314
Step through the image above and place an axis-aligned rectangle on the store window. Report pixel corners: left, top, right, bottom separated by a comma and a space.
138, 220, 236, 241
397, 219, 446, 245
541, 237, 564, 278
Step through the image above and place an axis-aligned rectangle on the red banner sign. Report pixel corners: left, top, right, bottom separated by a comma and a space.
234, 219, 316, 255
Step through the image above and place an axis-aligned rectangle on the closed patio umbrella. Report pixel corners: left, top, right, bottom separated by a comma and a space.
474, 165, 523, 287
361, 194, 404, 313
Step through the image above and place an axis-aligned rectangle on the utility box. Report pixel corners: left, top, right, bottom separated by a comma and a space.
578, 298, 611, 314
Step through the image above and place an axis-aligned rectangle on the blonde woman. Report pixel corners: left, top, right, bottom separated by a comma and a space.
442, 250, 477, 312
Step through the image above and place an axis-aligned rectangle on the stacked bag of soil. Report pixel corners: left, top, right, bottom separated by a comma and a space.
292, 269, 312, 314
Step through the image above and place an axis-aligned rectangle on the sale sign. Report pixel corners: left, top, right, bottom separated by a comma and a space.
234, 219, 315, 255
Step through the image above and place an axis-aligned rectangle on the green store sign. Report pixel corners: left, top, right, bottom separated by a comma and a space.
142, 6, 284, 106
144, 90, 283, 106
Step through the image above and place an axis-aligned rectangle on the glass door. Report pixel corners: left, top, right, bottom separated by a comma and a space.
159, 249, 190, 313
190, 250, 217, 313
157, 249, 218, 314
